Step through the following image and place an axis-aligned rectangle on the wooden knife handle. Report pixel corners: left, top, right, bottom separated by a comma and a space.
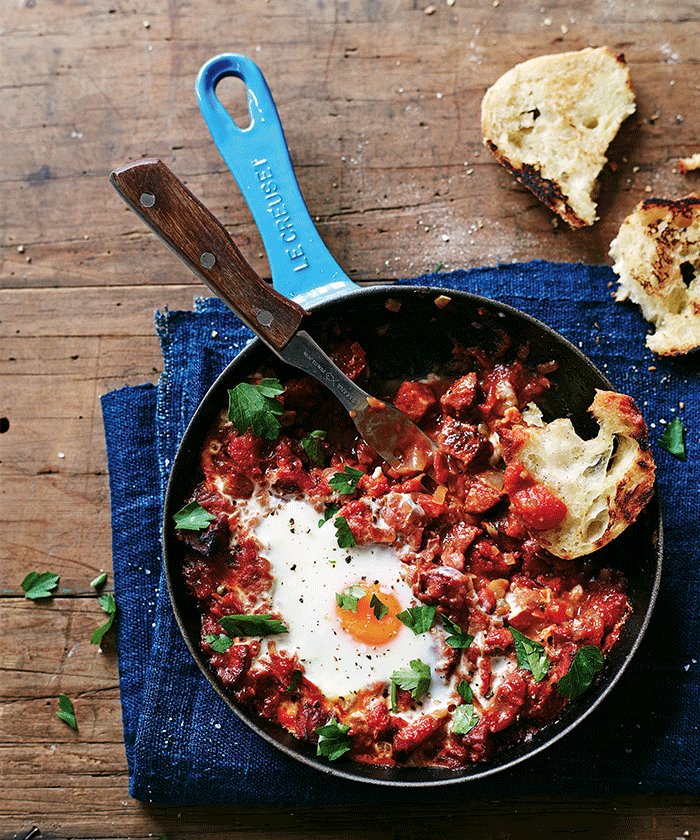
110, 158, 305, 351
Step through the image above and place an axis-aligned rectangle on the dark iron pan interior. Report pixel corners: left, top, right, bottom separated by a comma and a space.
163, 284, 663, 786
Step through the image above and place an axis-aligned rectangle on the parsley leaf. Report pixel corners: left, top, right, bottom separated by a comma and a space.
218, 614, 288, 637
315, 716, 352, 761
557, 645, 604, 700
509, 626, 551, 683
57, 694, 77, 730
90, 572, 108, 589
301, 429, 326, 465
452, 703, 479, 735
91, 593, 117, 645
390, 659, 431, 711
334, 515, 356, 548
396, 604, 437, 635
21, 571, 59, 600
285, 669, 303, 694
204, 633, 234, 653
227, 378, 284, 440
442, 615, 474, 649
173, 501, 216, 530
659, 417, 686, 460
370, 593, 388, 620
335, 585, 366, 613
456, 679, 473, 703
328, 465, 364, 495
318, 503, 340, 527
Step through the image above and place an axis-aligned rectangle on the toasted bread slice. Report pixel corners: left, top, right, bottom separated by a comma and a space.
500, 390, 655, 560
481, 47, 636, 228
610, 195, 700, 355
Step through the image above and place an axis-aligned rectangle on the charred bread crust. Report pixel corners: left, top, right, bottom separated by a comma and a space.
610, 194, 700, 355
484, 139, 586, 229
500, 390, 655, 560
481, 47, 636, 228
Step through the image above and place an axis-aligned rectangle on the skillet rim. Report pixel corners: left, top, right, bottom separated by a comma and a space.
162, 283, 663, 787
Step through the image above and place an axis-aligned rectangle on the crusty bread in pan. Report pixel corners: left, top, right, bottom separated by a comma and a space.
481, 47, 636, 228
500, 390, 655, 560
610, 194, 700, 355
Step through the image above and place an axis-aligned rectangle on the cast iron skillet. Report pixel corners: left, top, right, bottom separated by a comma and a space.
162, 54, 663, 786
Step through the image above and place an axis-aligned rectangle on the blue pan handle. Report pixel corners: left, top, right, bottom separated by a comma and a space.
196, 54, 359, 305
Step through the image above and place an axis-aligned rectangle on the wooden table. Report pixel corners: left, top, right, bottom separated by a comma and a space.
2, 1, 698, 837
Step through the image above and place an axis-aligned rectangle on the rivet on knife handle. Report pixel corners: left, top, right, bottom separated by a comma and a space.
109, 158, 305, 351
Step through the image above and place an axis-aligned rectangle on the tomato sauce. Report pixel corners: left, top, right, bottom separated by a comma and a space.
176, 337, 631, 769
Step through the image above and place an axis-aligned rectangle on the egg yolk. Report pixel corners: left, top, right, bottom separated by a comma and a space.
337, 583, 403, 646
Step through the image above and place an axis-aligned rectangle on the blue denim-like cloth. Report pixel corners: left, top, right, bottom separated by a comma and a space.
101, 261, 699, 804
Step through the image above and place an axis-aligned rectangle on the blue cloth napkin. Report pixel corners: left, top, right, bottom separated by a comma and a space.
101, 261, 699, 804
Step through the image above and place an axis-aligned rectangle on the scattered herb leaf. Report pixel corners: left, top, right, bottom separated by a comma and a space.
334, 515, 357, 548
452, 703, 479, 735
509, 626, 551, 683
90, 572, 108, 589
218, 614, 288, 637
335, 585, 366, 613
396, 604, 437, 635
90, 593, 117, 645
318, 503, 340, 528
204, 633, 234, 653
659, 417, 686, 460
285, 669, 303, 694
315, 716, 352, 761
21, 571, 59, 600
301, 429, 326, 465
328, 465, 364, 495
442, 615, 474, 649
557, 645, 604, 700
390, 659, 431, 711
370, 593, 389, 620
57, 694, 77, 730
456, 679, 473, 703
173, 501, 216, 530
227, 378, 284, 440
435, 262, 444, 272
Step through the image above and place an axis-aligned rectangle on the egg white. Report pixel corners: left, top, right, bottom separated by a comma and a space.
239, 495, 458, 716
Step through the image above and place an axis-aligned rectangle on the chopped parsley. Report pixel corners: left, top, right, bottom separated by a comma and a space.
218, 614, 288, 637
21, 571, 59, 600
456, 679, 473, 703
90, 572, 108, 589
57, 694, 77, 730
442, 615, 474, 649
451, 680, 479, 734
227, 378, 284, 440
452, 703, 479, 735
173, 501, 216, 530
301, 429, 326, 465
90, 593, 117, 645
390, 659, 431, 712
509, 626, 551, 683
318, 503, 340, 527
285, 669, 303, 694
333, 515, 356, 548
335, 585, 365, 613
659, 416, 686, 460
370, 593, 388, 620
558, 645, 604, 700
204, 633, 234, 653
396, 604, 437, 635
315, 716, 352, 761
328, 465, 364, 495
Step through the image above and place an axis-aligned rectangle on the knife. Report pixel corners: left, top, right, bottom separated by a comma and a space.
109, 158, 436, 472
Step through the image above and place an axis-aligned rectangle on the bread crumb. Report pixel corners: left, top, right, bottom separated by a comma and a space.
679, 153, 700, 174
424, 4, 436, 13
